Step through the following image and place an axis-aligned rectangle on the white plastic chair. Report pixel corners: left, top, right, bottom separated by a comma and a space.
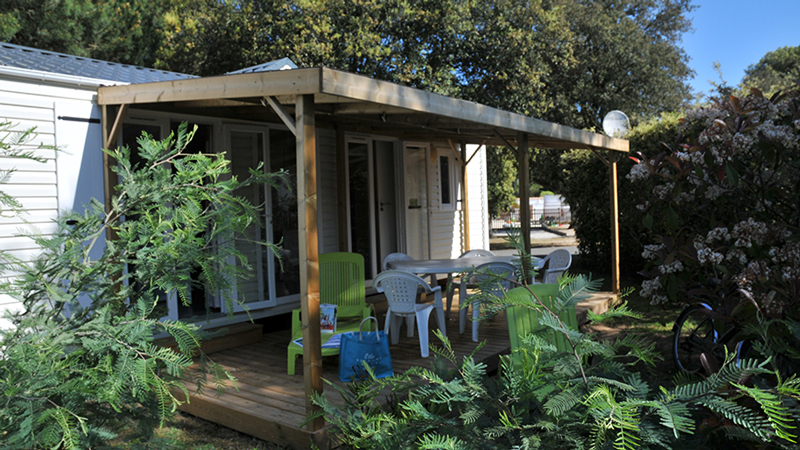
459, 249, 495, 258
539, 249, 572, 284
374, 270, 446, 357
381, 252, 436, 284
459, 261, 517, 341
382, 252, 414, 271
447, 249, 496, 315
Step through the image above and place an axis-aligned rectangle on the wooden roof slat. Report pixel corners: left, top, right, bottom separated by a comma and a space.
97, 66, 629, 153
320, 68, 628, 152
97, 68, 322, 105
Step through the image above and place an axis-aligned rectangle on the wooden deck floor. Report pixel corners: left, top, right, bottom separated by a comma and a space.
175, 291, 616, 450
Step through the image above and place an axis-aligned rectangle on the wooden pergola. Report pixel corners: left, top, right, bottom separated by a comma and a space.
96, 66, 628, 432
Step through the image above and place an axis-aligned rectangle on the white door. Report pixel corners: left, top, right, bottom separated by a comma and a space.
403, 143, 430, 260
374, 140, 399, 271
346, 136, 402, 280
223, 125, 274, 313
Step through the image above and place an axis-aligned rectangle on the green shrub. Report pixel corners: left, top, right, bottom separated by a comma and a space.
628, 87, 800, 320
0, 124, 281, 448
531, 111, 682, 277
311, 266, 800, 449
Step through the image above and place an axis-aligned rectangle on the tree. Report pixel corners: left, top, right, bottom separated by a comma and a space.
740, 45, 800, 96
0, 124, 282, 448
0, 0, 171, 68
486, 146, 517, 218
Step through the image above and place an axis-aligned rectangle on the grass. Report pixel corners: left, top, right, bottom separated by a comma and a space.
111, 413, 287, 450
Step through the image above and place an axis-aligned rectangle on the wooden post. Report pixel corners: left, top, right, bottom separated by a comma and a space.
101, 104, 128, 241
460, 141, 470, 253
517, 133, 531, 256
296, 94, 323, 430
609, 150, 621, 294
336, 127, 349, 251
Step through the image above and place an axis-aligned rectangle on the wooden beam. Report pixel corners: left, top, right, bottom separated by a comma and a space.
589, 147, 610, 167
320, 68, 629, 152
446, 139, 462, 165
181, 99, 256, 108
101, 104, 128, 242
263, 96, 297, 137
460, 141, 470, 253
296, 94, 323, 430
609, 151, 621, 294
97, 68, 322, 105
336, 127, 349, 251
103, 103, 129, 150
518, 133, 531, 270
465, 142, 486, 166
494, 130, 518, 155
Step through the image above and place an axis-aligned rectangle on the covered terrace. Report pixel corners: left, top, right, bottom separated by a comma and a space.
95, 66, 628, 448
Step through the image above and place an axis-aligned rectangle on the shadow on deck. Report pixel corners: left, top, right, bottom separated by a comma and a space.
174, 291, 617, 450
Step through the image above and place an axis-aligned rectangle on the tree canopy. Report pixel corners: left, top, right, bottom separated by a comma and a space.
741, 45, 800, 95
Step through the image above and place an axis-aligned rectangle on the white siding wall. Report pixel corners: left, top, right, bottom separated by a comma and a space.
0, 77, 99, 322
466, 145, 489, 250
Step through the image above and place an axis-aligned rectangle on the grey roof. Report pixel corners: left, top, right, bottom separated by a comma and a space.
226, 58, 298, 74
0, 42, 196, 84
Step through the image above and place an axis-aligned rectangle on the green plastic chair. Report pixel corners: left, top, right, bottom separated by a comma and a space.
504, 283, 579, 369
287, 252, 374, 375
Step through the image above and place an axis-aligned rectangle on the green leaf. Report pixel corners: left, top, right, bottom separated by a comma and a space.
643, 214, 654, 230
725, 162, 740, 187
667, 207, 680, 230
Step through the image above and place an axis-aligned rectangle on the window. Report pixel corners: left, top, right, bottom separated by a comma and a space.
437, 154, 457, 211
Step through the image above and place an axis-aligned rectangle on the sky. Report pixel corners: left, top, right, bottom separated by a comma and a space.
681, 0, 800, 95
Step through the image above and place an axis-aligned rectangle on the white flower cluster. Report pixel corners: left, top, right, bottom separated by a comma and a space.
675, 151, 691, 162
674, 191, 694, 205
640, 277, 662, 298
635, 200, 650, 212
659, 260, 684, 274
704, 184, 726, 200
732, 218, 769, 248
726, 249, 748, 266
770, 242, 800, 281
641, 244, 664, 260
705, 227, 731, 243
756, 120, 798, 149
684, 105, 728, 128
626, 163, 650, 182
735, 260, 770, 288
652, 182, 673, 200
649, 294, 669, 306
695, 245, 724, 265
732, 132, 756, 154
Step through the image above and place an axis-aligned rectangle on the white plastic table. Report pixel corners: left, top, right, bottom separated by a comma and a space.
386, 255, 540, 274
386, 255, 543, 315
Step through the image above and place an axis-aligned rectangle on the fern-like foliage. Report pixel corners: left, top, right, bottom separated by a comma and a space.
311, 241, 800, 450
0, 124, 278, 448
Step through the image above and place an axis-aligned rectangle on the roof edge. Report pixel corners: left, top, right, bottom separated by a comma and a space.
0, 65, 129, 89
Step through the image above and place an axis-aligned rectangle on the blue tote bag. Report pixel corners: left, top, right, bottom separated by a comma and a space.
338, 317, 393, 382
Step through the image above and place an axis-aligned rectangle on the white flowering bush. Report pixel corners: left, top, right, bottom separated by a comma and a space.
628, 88, 800, 321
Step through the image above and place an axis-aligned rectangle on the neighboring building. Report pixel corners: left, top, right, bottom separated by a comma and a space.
0, 42, 490, 328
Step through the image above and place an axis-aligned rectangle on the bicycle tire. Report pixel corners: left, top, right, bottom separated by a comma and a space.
673, 304, 722, 374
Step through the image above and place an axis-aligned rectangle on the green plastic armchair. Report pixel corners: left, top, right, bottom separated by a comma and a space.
287, 252, 374, 375
504, 283, 578, 369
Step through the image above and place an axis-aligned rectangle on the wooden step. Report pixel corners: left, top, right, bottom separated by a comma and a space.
156, 322, 263, 355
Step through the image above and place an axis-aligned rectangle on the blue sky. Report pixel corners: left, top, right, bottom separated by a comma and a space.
682, 0, 800, 95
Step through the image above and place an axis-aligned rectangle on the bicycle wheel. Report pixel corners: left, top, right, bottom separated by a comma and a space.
673, 304, 722, 374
